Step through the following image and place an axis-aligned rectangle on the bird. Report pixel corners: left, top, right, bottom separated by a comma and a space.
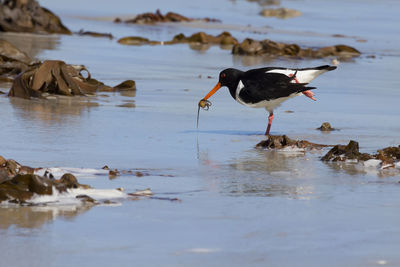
199, 65, 337, 135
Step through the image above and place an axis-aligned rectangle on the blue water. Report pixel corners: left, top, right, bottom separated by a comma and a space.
0, 0, 400, 266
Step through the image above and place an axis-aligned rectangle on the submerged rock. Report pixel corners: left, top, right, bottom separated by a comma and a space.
232, 38, 361, 59
247, 0, 280, 6
0, 0, 71, 34
169, 31, 238, 45
256, 135, 329, 150
118, 32, 238, 48
260, 8, 302, 19
8, 60, 136, 99
117, 32, 359, 59
77, 29, 113, 39
119, 9, 220, 24
117, 36, 160, 46
113, 80, 136, 91
317, 122, 335, 131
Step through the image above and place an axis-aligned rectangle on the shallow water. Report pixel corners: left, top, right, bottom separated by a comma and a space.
0, 0, 400, 266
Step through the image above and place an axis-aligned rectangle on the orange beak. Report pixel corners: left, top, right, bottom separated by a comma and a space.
203, 82, 221, 100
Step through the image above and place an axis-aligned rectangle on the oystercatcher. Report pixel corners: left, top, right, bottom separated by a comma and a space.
199, 65, 336, 135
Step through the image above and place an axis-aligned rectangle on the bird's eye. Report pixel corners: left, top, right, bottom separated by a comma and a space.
221, 73, 226, 78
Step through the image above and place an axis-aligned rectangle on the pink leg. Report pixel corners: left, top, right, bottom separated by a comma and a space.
265, 112, 274, 135
302, 90, 316, 101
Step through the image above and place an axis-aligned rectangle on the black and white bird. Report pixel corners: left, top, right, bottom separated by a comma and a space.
200, 65, 337, 135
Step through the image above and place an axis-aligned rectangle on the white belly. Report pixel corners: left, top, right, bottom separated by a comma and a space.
236, 92, 301, 113
235, 80, 301, 112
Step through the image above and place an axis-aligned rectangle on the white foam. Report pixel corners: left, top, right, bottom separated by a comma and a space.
395, 162, 400, 169
363, 159, 382, 168
278, 146, 306, 154
28, 187, 126, 205
35, 167, 109, 179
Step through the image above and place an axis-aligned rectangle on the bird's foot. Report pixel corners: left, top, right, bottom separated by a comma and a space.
302, 90, 316, 101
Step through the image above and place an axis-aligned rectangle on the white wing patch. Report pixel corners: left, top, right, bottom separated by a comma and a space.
266, 68, 329, 83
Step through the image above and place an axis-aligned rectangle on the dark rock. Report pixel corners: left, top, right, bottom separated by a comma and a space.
58, 173, 79, 189
76, 194, 97, 204
260, 8, 302, 19
321, 140, 373, 162
117, 103, 135, 108
232, 38, 361, 59
118, 36, 152, 45
256, 135, 329, 150
119, 31, 238, 48
322, 141, 400, 171
317, 122, 335, 131
232, 38, 263, 55
77, 29, 113, 39
109, 169, 120, 179
375, 146, 400, 166
247, 0, 280, 6
8, 60, 136, 98
0, 166, 90, 203
113, 80, 136, 91
0, 0, 71, 34
122, 9, 220, 24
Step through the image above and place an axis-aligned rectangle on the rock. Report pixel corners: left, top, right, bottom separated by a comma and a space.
77, 29, 113, 39
0, 0, 71, 34
260, 8, 302, 19
109, 169, 120, 179
76, 194, 97, 204
122, 9, 220, 24
256, 135, 329, 150
232, 38, 361, 59
247, 0, 280, 6
317, 122, 335, 131
232, 38, 264, 55
119, 32, 238, 48
117, 103, 136, 108
0, 168, 90, 203
8, 60, 136, 98
315, 45, 361, 58
113, 80, 136, 91
321, 140, 373, 162
118, 36, 152, 45
58, 173, 79, 189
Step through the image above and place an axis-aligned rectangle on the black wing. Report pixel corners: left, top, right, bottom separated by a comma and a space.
238, 70, 315, 104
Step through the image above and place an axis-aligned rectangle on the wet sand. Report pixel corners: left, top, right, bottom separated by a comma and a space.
1, 0, 400, 266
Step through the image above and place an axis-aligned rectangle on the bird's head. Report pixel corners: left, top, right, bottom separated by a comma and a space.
201, 68, 242, 101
